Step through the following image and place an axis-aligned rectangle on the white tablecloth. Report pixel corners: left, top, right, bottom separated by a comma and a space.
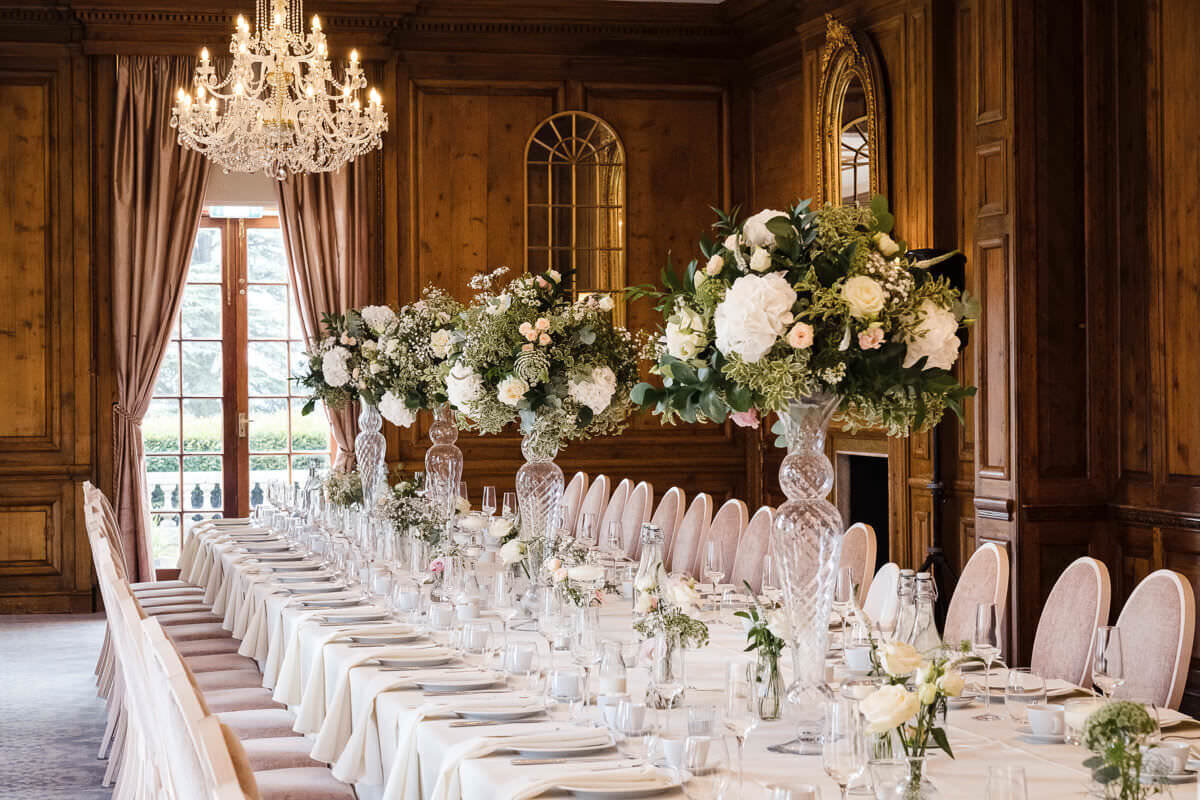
184, 523, 1198, 799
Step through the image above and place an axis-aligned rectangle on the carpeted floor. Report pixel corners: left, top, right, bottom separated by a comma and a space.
0, 613, 113, 800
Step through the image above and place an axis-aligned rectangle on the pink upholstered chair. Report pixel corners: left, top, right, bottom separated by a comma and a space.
561, 471, 589, 537
942, 542, 1010, 648
620, 481, 654, 558
650, 487, 685, 563
1029, 556, 1111, 688
729, 506, 774, 593
668, 493, 712, 574
1113, 569, 1196, 709
692, 498, 748, 581
839, 523, 877, 607
863, 563, 901, 631
598, 478, 631, 547
573, 474, 611, 542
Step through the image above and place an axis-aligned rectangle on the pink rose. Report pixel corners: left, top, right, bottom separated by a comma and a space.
858, 327, 886, 350
536, 276, 549, 288
538, 333, 551, 346
730, 408, 760, 429
429, 557, 444, 574
522, 343, 533, 352
786, 322, 814, 349
535, 317, 550, 331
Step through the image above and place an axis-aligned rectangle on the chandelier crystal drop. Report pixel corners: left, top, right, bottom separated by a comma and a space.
170, 0, 387, 179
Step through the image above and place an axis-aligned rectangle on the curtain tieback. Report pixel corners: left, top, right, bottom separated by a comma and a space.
111, 402, 141, 427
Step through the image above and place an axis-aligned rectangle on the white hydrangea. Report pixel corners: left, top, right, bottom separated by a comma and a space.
321, 347, 351, 387
445, 360, 483, 412
713, 273, 797, 363
568, 365, 618, 415
379, 391, 417, 428
903, 300, 961, 371
360, 305, 397, 334
743, 209, 790, 250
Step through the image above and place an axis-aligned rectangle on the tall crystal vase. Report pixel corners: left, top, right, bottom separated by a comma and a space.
773, 392, 845, 754
425, 404, 463, 520
355, 403, 388, 515
515, 423, 563, 566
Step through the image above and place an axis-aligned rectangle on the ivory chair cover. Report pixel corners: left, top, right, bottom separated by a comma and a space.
729, 506, 774, 593
561, 471, 588, 537
597, 478, 631, 544
942, 542, 1010, 648
620, 481, 654, 558
1114, 568, 1196, 709
1030, 556, 1111, 688
839, 522, 877, 607
863, 562, 901, 631
649, 486, 685, 563
573, 475, 611, 541
693, 498, 747, 581
667, 493, 712, 574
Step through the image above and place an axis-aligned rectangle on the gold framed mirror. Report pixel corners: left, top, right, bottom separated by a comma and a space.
524, 111, 627, 325
815, 14, 887, 207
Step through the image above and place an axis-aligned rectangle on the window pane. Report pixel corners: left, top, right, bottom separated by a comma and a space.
248, 340, 288, 396
146, 456, 181, 511
288, 299, 306, 343
179, 284, 222, 339
150, 513, 181, 569
182, 398, 223, 453
154, 345, 180, 397
292, 453, 330, 474
189, 228, 222, 282
247, 228, 287, 282
250, 454, 289, 500
248, 397, 289, 452
247, 285, 288, 338
181, 341, 223, 395
291, 399, 330, 452
144, 399, 180, 453
183, 455, 223, 511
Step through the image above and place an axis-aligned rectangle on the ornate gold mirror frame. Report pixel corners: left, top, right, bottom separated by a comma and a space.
815, 14, 888, 207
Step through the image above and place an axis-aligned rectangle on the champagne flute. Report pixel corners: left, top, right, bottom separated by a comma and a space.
724, 658, 758, 792
702, 539, 725, 591
502, 491, 518, 518
1091, 626, 1125, 700
481, 486, 497, 517
973, 603, 1001, 721
606, 521, 623, 556
578, 512, 598, 549
761, 551, 781, 605
458, 481, 469, 507
832, 566, 855, 646
822, 698, 867, 800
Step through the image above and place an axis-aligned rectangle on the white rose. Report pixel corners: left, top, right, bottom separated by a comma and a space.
859, 684, 920, 734
567, 565, 605, 583
499, 538, 524, 565
723, 234, 741, 252
668, 578, 702, 610
917, 682, 938, 706
664, 323, 706, 361
713, 273, 797, 363
547, 269, 562, 283
489, 517, 515, 539
903, 300, 961, 371
749, 247, 772, 273
634, 591, 654, 615
321, 347, 351, 387
359, 304, 397, 333
497, 375, 529, 407
742, 209, 789, 250
634, 570, 658, 593
842, 276, 887, 319
487, 294, 512, 315
430, 328, 454, 359
880, 642, 923, 677
597, 295, 614, 312
873, 232, 901, 257
568, 366, 617, 415
705, 254, 725, 275
937, 669, 965, 698
445, 361, 483, 412
379, 391, 417, 428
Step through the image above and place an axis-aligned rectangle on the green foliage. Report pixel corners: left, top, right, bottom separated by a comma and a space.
1082, 702, 1163, 799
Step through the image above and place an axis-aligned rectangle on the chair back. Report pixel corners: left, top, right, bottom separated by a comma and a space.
839, 523, 878, 607
620, 481, 654, 558
694, 498, 747, 580
561, 471, 589, 536
863, 562, 901, 631
651, 487, 685, 563
1114, 569, 1196, 709
668, 493, 712, 574
729, 506, 774, 592
942, 542, 1010, 648
1029, 557, 1111, 688
598, 478, 631, 543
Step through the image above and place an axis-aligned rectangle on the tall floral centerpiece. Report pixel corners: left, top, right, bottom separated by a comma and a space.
447, 268, 642, 555
632, 196, 976, 750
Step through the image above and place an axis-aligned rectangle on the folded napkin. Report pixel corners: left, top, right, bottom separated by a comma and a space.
429, 729, 613, 800
510, 766, 671, 800
967, 670, 1076, 696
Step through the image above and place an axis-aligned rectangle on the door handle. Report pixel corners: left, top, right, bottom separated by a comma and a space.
238, 413, 251, 438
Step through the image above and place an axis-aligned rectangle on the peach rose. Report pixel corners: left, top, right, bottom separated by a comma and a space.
858, 326, 886, 350
786, 322, 814, 349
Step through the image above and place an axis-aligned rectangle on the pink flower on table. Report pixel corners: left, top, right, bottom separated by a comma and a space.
858, 326, 886, 350
429, 557, 444, 574
730, 408, 760, 429
786, 322, 814, 349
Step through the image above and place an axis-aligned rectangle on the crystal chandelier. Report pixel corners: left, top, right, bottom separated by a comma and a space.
170, 0, 387, 179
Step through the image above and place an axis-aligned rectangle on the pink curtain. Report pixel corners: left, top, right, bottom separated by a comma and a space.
276, 161, 372, 469
111, 56, 211, 580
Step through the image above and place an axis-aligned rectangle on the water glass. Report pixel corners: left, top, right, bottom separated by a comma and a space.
867, 759, 909, 800
985, 765, 1027, 800
680, 734, 733, 800
545, 665, 588, 720
1091, 626, 1124, 699
823, 698, 867, 800
460, 620, 492, 655
761, 551, 782, 604
1004, 668, 1046, 725
688, 704, 718, 736
767, 786, 821, 800
428, 600, 454, 631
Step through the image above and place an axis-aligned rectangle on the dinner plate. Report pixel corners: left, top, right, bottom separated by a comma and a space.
267, 564, 325, 574
243, 543, 293, 552
510, 733, 617, 759
319, 612, 389, 624
250, 553, 306, 562
1142, 768, 1196, 785
377, 651, 454, 668
450, 696, 544, 718
284, 584, 343, 594
299, 597, 360, 608
417, 670, 502, 692
348, 631, 424, 645
559, 771, 681, 799
274, 573, 331, 583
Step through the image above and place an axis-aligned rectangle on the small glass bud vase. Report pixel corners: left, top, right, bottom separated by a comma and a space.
646, 631, 686, 710
754, 649, 784, 721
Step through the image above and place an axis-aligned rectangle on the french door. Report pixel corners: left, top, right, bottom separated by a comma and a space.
143, 212, 332, 571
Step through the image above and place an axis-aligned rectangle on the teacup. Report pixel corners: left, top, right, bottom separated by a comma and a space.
1026, 703, 1065, 737
658, 736, 686, 769
1142, 742, 1190, 775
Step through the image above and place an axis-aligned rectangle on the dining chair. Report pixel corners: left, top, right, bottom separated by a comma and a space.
942, 541, 1010, 648
574, 474, 612, 540
1113, 569, 1196, 709
729, 506, 775, 593
863, 562, 901, 631
1029, 556, 1111, 688
667, 493, 712, 574
692, 498, 748, 581
839, 522, 877, 607
598, 478, 631, 546
650, 486, 685, 563
620, 480, 654, 558
560, 471, 589, 536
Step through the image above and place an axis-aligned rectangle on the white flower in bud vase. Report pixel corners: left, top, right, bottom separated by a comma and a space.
842, 275, 887, 319
360, 304, 397, 334
497, 375, 529, 407
430, 328, 454, 359
749, 247, 772, 273
860, 684, 920, 734
937, 669, 965, 697
634, 569, 658, 593
634, 591, 654, 615
567, 564, 605, 583
597, 295, 614, 312
766, 608, 792, 642
713, 273, 797, 363
446, 361, 483, 412
499, 538, 524, 565
918, 681, 938, 706
880, 641, 923, 677
873, 232, 901, 257
321, 347, 351, 387
742, 209, 789, 250
379, 391, 417, 428
705, 254, 725, 275
903, 300, 961, 371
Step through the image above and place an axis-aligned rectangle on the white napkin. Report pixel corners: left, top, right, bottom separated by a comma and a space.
509, 766, 670, 800
429, 729, 613, 800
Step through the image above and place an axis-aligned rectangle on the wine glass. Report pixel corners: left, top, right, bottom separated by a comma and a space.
985, 765, 1027, 800
702, 539, 725, 591
832, 566, 855, 645
606, 521, 623, 556
458, 481, 469, 507
536, 588, 569, 667
761, 551, 781, 605
491, 568, 521, 642
481, 486, 497, 517
973, 603, 1002, 721
680, 734, 733, 800
1092, 626, 1124, 699
724, 659, 757, 792
822, 698, 867, 800
578, 512, 598, 549
502, 491, 518, 518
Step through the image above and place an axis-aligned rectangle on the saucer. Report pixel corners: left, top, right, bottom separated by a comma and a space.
1016, 725, 1065, 744
1142, 768, 1196, 785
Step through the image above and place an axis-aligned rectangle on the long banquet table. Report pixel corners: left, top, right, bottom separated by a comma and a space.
179, 520, 1198, 799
